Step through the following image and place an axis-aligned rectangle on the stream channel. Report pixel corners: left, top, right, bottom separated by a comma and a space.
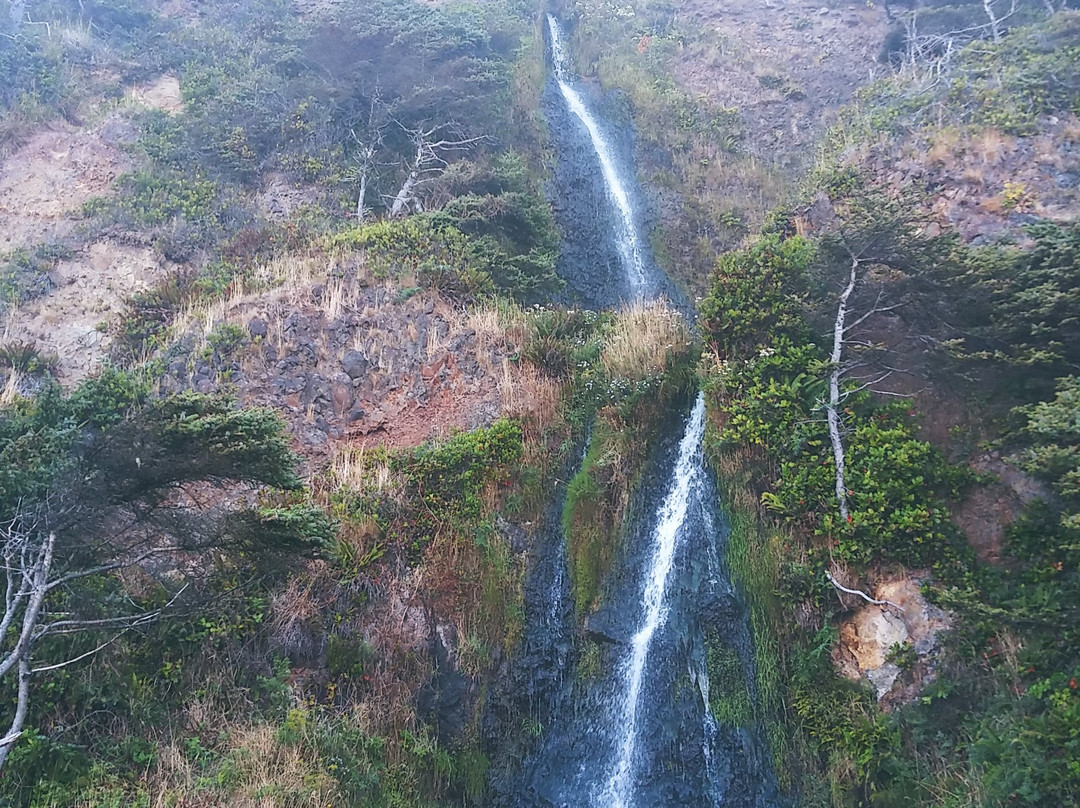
508, 16, 784, 808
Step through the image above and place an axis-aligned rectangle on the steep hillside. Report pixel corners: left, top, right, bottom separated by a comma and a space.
1, 0, 1078, 807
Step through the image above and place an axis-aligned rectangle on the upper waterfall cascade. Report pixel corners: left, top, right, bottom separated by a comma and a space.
546, 15, 649, 295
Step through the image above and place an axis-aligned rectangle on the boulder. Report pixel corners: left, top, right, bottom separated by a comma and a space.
342, 350, 369, 380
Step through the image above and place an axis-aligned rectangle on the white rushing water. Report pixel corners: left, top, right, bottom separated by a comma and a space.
546, 15, 648, 295
603, 393, 707, 807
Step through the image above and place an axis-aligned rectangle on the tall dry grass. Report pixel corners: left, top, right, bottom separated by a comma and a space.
0, 370, 22, 407
147, 724, 341, 808
601, 299, 690, 381
327, 445, 400, 501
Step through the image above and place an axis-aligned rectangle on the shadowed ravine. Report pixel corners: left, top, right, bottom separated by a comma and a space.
511, 16, 783, 808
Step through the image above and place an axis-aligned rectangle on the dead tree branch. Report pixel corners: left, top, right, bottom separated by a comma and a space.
388, 123, 487, 217
826, 570, 906, 613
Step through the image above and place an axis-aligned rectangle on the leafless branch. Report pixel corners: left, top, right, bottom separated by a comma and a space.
826, 570, 906, 613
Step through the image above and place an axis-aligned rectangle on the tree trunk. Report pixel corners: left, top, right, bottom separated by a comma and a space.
827, 260, 858, 522
984, 0, 1002, 42
0, 659, 30, 771
0, 532, 54, 681
390, 169, 420, 218
356, 172, 367, 223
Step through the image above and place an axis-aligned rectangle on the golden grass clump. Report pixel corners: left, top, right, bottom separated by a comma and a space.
464, 298, 528, 358
601, 300, 690, 382
972, 127, 1014, 166
0, 370, 23, 407
328, 445, 400, 501
148, 723, 341, 808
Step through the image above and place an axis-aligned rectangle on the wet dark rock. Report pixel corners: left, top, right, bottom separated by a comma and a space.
701, 587, 740, 627
418, 626, 472, 743
584, 606, 626, 645
497, 516, 529, 554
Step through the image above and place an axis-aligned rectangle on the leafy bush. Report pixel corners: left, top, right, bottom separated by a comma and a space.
392, 418, 523, 554
700, 234, 813, 358
955, 221, 1080, 367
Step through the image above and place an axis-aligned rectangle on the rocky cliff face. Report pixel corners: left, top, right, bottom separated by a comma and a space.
159, 276, 520, 458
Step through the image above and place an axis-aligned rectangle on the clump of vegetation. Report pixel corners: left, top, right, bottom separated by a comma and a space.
0, 342, 57, 377
701, 166, 1080, 803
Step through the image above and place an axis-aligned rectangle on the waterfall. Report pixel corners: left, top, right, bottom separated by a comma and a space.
603, 393, 706, 806
518, 17, 780, 808
546, 15, 648, 295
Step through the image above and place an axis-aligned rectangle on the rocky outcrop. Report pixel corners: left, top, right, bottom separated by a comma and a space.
834, 576, 951, 705
160, 280, 519, 457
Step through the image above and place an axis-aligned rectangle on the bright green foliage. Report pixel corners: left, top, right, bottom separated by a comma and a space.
774, 399, 968, 568
701, 218, 983, 803
948, 12, 1080, 134
1014, 375, 1080, 524
704, 630, 754, 727
0, 367, 148, 514
704, 229, 965, 569
843, 12, 1080, 142
335, 170, 561, 303
433, 186, 563, 302
83, 170, 226, 259
205, 321, 247, 359
710, 339, 825, 457
334, 217, 495, 302
429, 153, 561, 303
562, 435, 617, 616
976, 667, 1080, 802
699, 234, 814, 358
789, 624, 901, 789
0, 376, 318, 806
393, 418, 523, 550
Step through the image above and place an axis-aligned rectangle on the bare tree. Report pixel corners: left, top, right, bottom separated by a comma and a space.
816, 190, 952, 523
343, 91, 392, 224
0, 392, 309, 772
983, 0, 1019, 42
0, 500, 189, 769
387, 123, 486, 218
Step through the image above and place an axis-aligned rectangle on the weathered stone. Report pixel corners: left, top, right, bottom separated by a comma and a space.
342, 350, 369, 379
497, 516, 529, 554
331, 378, 353, 415
248, 317, 268, 339
585, 607, 626, 645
